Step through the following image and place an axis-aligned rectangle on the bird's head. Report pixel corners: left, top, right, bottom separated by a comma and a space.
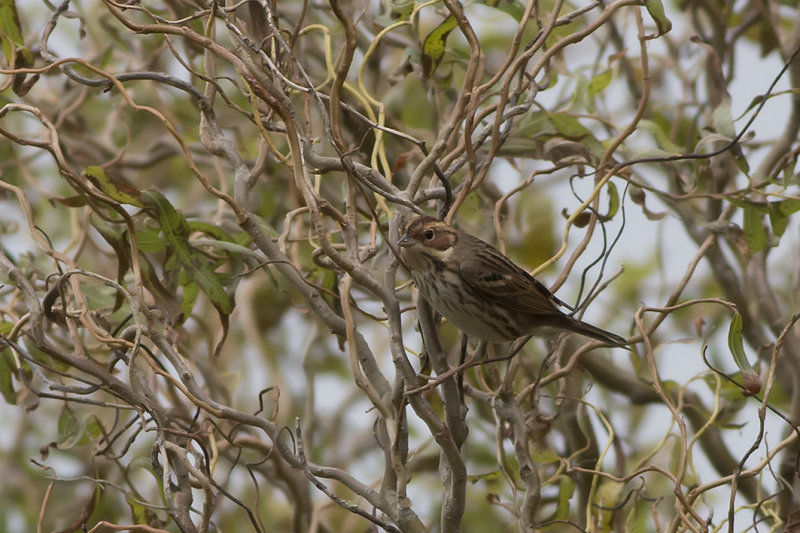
397, 215, 458, 266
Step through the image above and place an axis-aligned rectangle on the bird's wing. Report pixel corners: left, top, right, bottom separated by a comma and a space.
458, 237, 569, 316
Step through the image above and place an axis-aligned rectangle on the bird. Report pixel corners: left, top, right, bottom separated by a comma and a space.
397, 215, 626, 346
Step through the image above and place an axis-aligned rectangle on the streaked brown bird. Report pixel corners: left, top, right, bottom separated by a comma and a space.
397, 215, 626, 346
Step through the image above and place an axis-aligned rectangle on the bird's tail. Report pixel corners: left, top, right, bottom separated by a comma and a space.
568, 317, 628, 347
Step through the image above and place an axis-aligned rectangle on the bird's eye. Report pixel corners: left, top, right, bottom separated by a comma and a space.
424, 229, 435, 240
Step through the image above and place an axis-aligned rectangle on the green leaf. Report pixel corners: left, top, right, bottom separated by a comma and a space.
0, 347, 16, 404
58, 409, 88, 449
547, 112, 592, 139
599, 180, 619, 221
781, 155, 797, 185
58, 410, 103, 450
126, 455, 165, 494
85, 166, 145, 208
509, 110, 607, 161
727, 197, 768, 213
0, 0, 24, 63
588, 69, 613, 98
531, 448, 560, 463
466, 470, 504, 483
740, 94, 764, 119
89, 218, 133, 312
514, 110, 555, 137
380, 0, 415, 22
187, 221, 237, 243
595, 480, 624, 530
421, 15, 457, 79
51, 195, 87, 208
727, 311, 755, 374
645, 0, 672, 36
767, 198, 800, 238
127, 496, 151, 525
555, 476, 574, 519
732, 148, 750, 175
712, 98, 736, 138
141, 191, 232, 355
180, 280, 200, 320
141, 190, 233, 315
0, 0, 23, 45
570, 73, 589, 110
135, 225, 166, 254
741, 204, 767, 253
634, 119, 684, 154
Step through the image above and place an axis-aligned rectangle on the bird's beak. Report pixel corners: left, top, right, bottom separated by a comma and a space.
397, 233, 412, 247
